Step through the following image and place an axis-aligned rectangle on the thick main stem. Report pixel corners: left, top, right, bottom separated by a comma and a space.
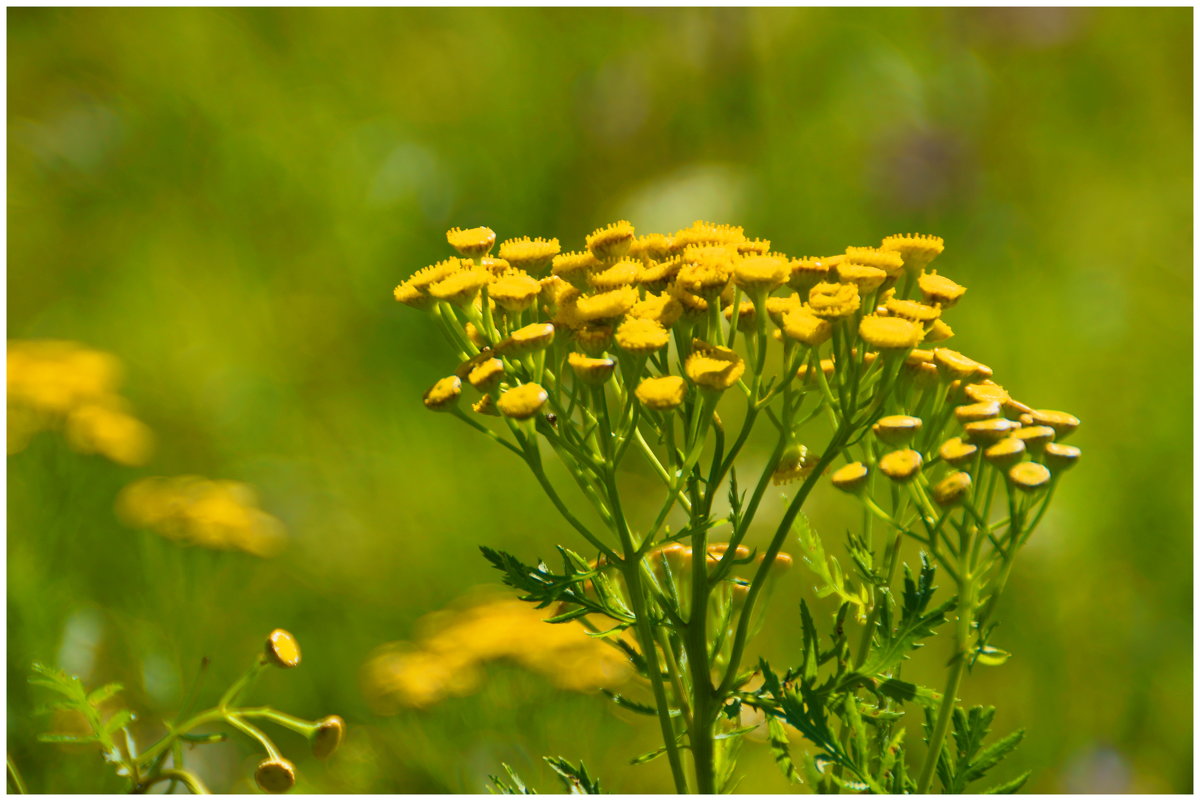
916, 580, 974, 793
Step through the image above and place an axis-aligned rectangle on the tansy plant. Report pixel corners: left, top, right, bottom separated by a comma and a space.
25, 630, 344, 794
393, 221, 1080, 794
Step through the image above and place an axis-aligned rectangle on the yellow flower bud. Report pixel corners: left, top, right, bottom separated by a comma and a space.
1008, 461, 1051, 492
787, 257, 831, 293
428, 269, 490, 306
939, 437, 978, 467
964, 418, 1020, 444
984, 437, 1026, 469
574, 323, 614, 355
498, 322, 556, 355
497, 383, 549, 420
472, 395, 499, 416
859, 315, 924, 350
467, 359, 505, 392
631, 233, 676, 261
498, 237, 560, 273
836, 262, 889, 293
932, 471, 972, 507
734, 255, 789, 290
568, 353, 616, 385
884, 297, 941, 323
873, 415, 923, 446
589, 259, 642, 291
1029, 409, 1080, 439
423, 376, 463, 412
408, 257, 465, 290
684, 341, 746, 391
918, 271, 967, 307
807, 281, 861, 319
586, 220, 636, 261
255, 758, 297, 794
266, 629, 301, 668
635, 375, 687, 411
615, 317, 670, 354
844, 246, 905, 278
575, 287, 639, 321
736, 237, 772, 256
488, 273, 542, 313
393, 281, 433, 310
1012, 425, 1055, 454
955, 401, 1001, 423
880, 233, 944, 274
312, 715, 346, 759
933, 348, 992, 381
677, 246, 734, 296
552, 251, 602, 287
765, 293, 802, 326
831, 461, 870, 494
781, 307, 833, 346
638, 256, 683, 289
1043, 442, 1081, 472
963, 381, 1010, 405
879, 449, 923, 482
674, 220, 744, 249
629, 292, 684, 327
446, 226, 496, 258
772, 442, 816, 485
923, 318, 955, 343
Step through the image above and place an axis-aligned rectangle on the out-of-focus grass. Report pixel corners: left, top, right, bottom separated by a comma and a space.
7, 7, 1191, 793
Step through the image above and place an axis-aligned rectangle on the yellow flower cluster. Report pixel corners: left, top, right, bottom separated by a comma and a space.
8, 340, 154, 466
115, 475, 287, 557
361, 595, 633, 714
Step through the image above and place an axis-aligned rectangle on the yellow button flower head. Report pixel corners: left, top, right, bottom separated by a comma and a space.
873, 415, 922, 446
615, 317, 669, 354
880, 449, 923, 482
497, 322, 556, 356
586, 220, 635, 261
837, 262, 889, 293
668, 281, 711, 315
737, 237, 772, 256
766, 293, 803, 326
859, 315, 923, 350
885, 297, 941, 323
844, 246, 905, 278
674, 220, 745, 249
568, 352, 616, 385
808, 281, 861, 319
638, 255, 682, 288
472, 394, 499, 416
933, 471, 972, 507
589, 259, 642, 291
409, 257, 466, 290
779, 307, 831, 346
772, 442, 816, 485
734, 255, 789, 291
685, 340, 745, 391
1008, 461, 1051, 492
629, 292, 684, 327
677, 245, 735, 296
498, 236, 560, 273
923, 318, 955, 343
479, 257, 511, 276
787, 257, 832, 293
423, 376, 463, 411
985, 437, 1026, 468
575, 286, 639, 321
964, 418, 1020, 444
574, 323, 614, 354
636, 375, 687, 411
488, 272, 542, 313
428, 269, 490, 306
881, 233, 945, 274
955, 401, 1001, 423
631, 233, 676, 261
447, 226, 496, 258
1029, 409, 1080, 439
393, 281, 434, 310
312, 716, 346, 760
497, 383, 549, 420
964, 380, 1010, 405
939, 437, 978, 467
934, 348, 992, 381
831, 462, 870, 494
1013, 425, 1055, 453
467, 358, 505, 392
919, 271, 967, 307
266, 629, 302, 668
1043, 442, 1081, 472
552, 250, 602, 288
255, 758, 297, 794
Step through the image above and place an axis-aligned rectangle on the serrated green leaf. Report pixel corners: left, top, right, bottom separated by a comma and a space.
544, 756, 602, 794
983, 770, 1031, 794
876, 678, 942, 709
601, 690, 657, 716
102, 709, 134, 737
964, 730, 1025, 784
86, 683, 123, 705
767, 717, 802, 784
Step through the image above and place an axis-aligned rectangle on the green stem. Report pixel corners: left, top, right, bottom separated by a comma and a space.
916, 579, 975, 793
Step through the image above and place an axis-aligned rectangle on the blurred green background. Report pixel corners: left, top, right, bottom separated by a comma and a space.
7, 7, 1192, 794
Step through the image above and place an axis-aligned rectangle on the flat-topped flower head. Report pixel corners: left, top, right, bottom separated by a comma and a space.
934, 348, 992, 381
1008, 461, 1051, 492
881, 233, 944, 274
575, 286, 639, 321
844, 246, 905, 277
629, 292, 684, 327
631, 233, 675, 261
808, 281, 861, 319
919, 271, 967, 307
586, 220, 635, 261
831, 462, 870, 494
885, 297, 941, 323
1029, 409, 1080, 439
255, 758, 297, 794
312, 716, 346, 759
467, 358, 505, 392
737, 237, 772, 256
765, 293, 802, 325
616, 317, 669, 354
636, 375, 687, 411
638, 256, 682, 288
1043, 442, 1081, 472
873, 415, 922, 446
498, 236, 560, 273
266, 629, 302, 668
964, 380, 1010, 405
734, 255, 788, 290
964, 418, 1020, 444
685, 340, 745, 391
409, 257, 466, 290
1012, 425, 1055, 453
674, 220, 745, 249
423, 376, 463, 412
859, 315, 923, 350
568, 352, 616, 385
923, 318, 955, 343
940, 437, 978, 467
837, 262, 889, 293
488, 272, 542, 312
428, 269, 490, 306
787, 257, 831, 293
781, 307, 833, 346
955, 401, 1002, 423
668, 281, 711, 315
589, 259, 642, 291
497, 383, 549, 420
772, 442, 816, 485
393, 281, 433, 310
933, 471, 972, 507
479, 257, 511, 276
879, 449, 923, 482
447, 226, 496, 258
985, 437, 1026, 468
552, 251, 602, 287
498, 322, 556, 355
677, 246, 735, 296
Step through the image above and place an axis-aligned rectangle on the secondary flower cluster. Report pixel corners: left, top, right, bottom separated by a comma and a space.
8, 340, 154, 466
